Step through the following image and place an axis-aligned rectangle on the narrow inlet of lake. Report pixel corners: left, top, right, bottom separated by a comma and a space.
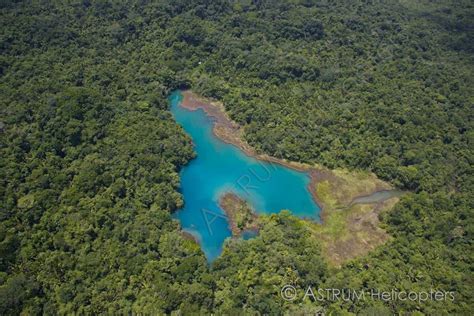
169, 91, 321, 262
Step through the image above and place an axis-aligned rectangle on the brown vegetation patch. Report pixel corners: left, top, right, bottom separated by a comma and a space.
219, 192, 259, 236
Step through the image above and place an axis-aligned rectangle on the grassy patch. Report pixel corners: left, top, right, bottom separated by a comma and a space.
306, 167, 399, 267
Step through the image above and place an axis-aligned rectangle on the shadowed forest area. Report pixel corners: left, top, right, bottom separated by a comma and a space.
0, 0, 472, 314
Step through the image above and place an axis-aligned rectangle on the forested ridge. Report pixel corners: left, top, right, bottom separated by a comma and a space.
0, 0, 472, 315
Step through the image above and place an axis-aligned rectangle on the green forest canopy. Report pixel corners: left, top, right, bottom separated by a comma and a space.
0, 0, 472, 314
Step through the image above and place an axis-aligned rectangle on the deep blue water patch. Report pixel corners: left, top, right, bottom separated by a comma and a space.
169, 91, 320, 262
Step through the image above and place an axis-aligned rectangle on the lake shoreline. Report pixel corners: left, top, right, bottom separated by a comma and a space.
181, 90, 324, 218
177, 90, 403, 266
180, 230, 200, 244
180, 90, 395, 220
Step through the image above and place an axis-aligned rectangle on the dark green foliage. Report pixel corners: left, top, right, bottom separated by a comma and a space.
0, 0, 472, 314
321, 192, 473, 315
212, 212, 327, 314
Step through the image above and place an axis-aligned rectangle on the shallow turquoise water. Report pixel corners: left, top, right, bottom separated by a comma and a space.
170, 91, 320, 261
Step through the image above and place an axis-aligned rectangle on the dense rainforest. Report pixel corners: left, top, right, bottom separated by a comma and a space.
0, 0, 472, 315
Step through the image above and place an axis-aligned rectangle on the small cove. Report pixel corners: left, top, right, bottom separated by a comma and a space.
169, 91, 321, 262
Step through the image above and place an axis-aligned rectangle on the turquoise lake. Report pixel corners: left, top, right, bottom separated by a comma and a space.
169, 91, 320, 261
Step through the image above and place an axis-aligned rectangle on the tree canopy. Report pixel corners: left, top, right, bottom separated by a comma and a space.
0, 0, 472, 314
